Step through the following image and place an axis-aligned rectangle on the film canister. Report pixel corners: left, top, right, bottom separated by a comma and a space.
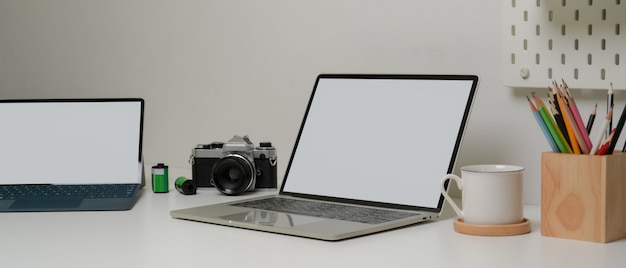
175, 176, 197, 195
151, 163, 169, 193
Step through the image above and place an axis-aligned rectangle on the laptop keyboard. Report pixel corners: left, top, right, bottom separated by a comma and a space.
232, 197, 419, 225
0, 184, 140, 200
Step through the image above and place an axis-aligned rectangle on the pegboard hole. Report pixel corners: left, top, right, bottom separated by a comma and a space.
549, 10, 553, 21
548, 39, 553, 50
548, 68, 553, 79
536, 25, 541, 35
524, 11, 528, 22
503, 0, 626, 89
601, 69, 606, 80
536, 53, 541, 64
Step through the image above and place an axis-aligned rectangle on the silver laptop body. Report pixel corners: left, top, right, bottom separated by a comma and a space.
171, 74, 478, 240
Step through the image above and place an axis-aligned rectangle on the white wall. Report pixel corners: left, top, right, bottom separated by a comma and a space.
0, 0, 621, 205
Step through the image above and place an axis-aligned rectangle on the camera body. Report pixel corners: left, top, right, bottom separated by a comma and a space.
190, 135, 277, 195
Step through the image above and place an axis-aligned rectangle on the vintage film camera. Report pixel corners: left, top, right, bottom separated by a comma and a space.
190, 135, 277, 195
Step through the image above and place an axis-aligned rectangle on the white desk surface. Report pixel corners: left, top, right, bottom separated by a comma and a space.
1, 169, 625, 268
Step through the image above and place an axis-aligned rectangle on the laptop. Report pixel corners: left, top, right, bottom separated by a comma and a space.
170, 74, 478, 240
0, 98, 145, 212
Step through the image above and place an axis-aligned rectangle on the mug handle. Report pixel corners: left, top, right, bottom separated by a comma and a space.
440, 174, 463, 219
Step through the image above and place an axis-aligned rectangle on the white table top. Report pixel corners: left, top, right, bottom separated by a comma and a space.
2, 169, 625, 268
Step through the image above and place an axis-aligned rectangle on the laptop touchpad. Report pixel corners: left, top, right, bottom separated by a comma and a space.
10, 198, 83, 209
221, 211, 324, 228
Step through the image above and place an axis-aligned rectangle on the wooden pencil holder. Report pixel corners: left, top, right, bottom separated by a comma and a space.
541, 152, 626, 243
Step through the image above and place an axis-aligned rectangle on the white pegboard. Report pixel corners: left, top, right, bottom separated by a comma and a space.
502, 0, 626, 89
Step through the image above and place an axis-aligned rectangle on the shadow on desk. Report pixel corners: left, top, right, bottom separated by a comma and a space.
438, 196, 459, 221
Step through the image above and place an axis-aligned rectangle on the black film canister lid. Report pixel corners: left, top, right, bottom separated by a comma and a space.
175, 177, 197, 195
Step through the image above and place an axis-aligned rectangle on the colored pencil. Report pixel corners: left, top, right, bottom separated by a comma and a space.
597, 129, 616, 155
586, 103, 597, 134
527, 96, 559, 152
607, 83, 614, 138
590, 107, 613, 155
533, 92, 572, 153
560, 84, 590, 154
554, 84, 582, 154
548, 90, 572, 145
607, 104, 626, 154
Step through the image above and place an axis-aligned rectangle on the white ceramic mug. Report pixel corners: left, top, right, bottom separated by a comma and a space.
440, 165, 524, 225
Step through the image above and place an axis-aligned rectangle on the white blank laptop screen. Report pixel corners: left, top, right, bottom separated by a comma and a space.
282, 77, 475, 208
0, 100, 143, 185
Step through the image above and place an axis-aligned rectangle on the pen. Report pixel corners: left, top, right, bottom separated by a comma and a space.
527, 96, 559, 152
587, 103, 597, 134
590, 107, 613, 155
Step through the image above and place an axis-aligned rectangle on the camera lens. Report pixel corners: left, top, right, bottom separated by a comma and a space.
211, 154, 255, 195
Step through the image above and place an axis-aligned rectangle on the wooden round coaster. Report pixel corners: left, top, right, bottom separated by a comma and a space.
453, 218, 531, 236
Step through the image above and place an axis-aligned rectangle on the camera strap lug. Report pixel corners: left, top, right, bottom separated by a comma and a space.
188, 154, 195, 165
269, 157, 277, 166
